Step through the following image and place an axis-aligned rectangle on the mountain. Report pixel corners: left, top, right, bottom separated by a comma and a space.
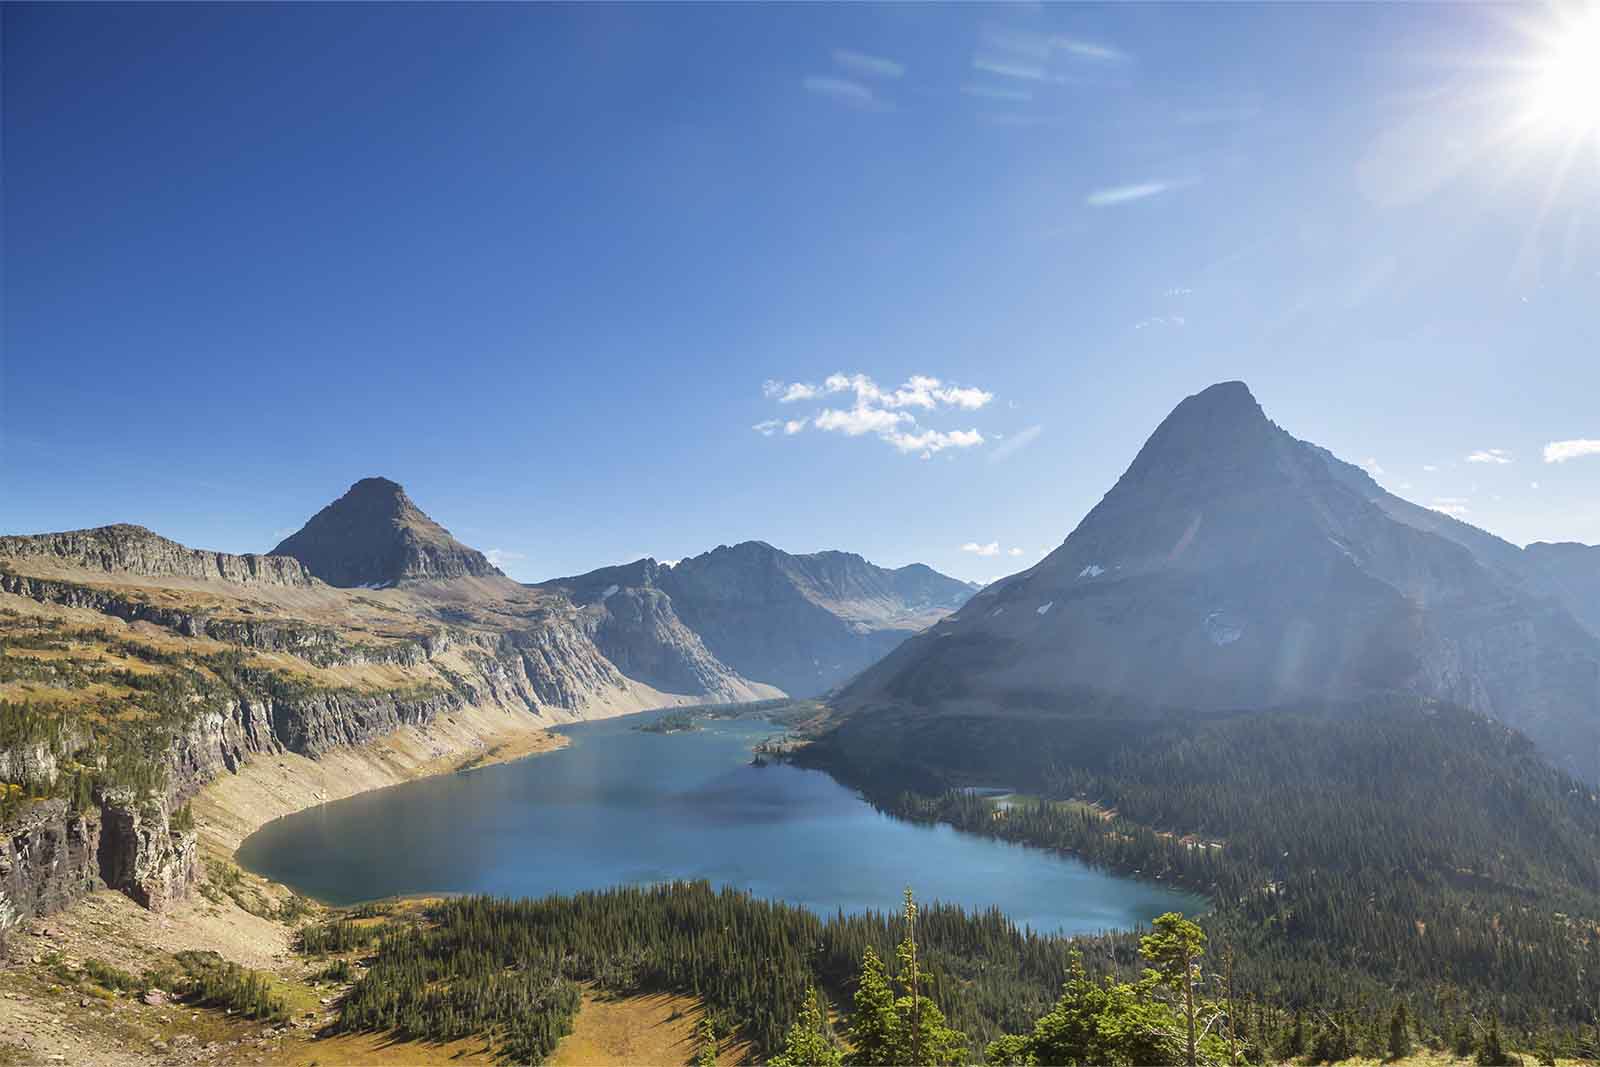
836, 381, 1600, 781
530, 558, 780, 702
538, 542, 977, 698
270, 476, 501, 587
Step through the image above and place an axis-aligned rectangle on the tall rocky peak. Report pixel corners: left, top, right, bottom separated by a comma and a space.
840, 380, 1600, 783
270, 477, 501, 588
1109, 381, 1311, 502
0, 523, 314, 586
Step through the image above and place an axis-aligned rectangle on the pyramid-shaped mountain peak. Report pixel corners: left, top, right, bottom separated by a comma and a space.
270, 477, 501, 587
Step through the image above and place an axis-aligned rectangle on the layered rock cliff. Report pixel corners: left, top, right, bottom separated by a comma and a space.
0, 525, 314, 586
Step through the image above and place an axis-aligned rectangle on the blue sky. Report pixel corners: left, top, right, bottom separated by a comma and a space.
4, 2, 1597, 584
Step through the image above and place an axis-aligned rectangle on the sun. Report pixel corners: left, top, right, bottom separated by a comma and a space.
1521, 6, 1600, 138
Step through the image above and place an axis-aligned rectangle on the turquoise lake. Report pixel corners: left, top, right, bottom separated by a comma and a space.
236, 710, 1203, 934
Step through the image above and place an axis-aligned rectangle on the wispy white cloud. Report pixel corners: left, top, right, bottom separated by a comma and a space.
962, 541, 1001, 557
783, 418, 808, 436
1007, 547, 1024, 557
1430, 497, 1471, 517
1086, 180, 1190, 207
1133, 315, 1186, 330
1544, 439, 1600, 464
971, 26, 1127, 86
753, 419, 783, 437
988, 424, 1042, 463
803, 75, 890, 112
832, 48, 904, 80
485, 548, 525, 569
961, 84, 1033, 103
1422, 464, 1439, 472
1361, 457, 1385, 478
1466, 448, 1512, 465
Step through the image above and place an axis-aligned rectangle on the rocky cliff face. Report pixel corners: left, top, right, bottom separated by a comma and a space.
536, 560, 779, 701
96, 792, 197, 912
271, 477, 501, 587
539, 544, 975, 698
0, 802, 101, 949
0, 525, 314, 586
838, 381, 1600, 782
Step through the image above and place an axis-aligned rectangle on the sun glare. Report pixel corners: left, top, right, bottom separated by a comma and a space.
1523, 7, 1600, 137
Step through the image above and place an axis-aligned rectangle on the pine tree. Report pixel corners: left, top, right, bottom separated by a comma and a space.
1476, 1014, 1517, 1066
1389, 1002, 1413, 1061
1140, 912, 1208, 1067
845, 946, 898, 1067
769, 987, 841, 1067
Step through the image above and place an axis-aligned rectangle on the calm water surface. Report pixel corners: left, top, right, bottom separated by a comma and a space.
237, 711, 1202, 934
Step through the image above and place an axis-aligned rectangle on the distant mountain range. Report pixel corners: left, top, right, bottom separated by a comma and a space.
838, 381, 1600, 781
537, 543, 978, 698
1, 477, 973, 716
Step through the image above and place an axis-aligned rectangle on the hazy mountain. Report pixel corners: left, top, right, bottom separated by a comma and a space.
1524, 542, 1600, 640
532, 558, 781, 703
837, 381, 1600, 781
540, 542, 977, 698
270, 477, 501, 588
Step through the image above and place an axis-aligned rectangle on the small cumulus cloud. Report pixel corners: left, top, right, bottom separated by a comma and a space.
962, 541, 1001, 557
485, 548, 525, 570
1544, 439, 1600, 464
763, 379, 820, 404
1422, 464, 1439, 472
1466, 448, 1512, 465
832, 48, 905, 80
756, 373, 990, 457
1430, 498, 1471, 517
1361, 457, 1384, 477
1007, 547, 1024, 557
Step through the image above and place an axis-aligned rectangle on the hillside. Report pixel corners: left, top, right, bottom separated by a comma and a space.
836, 381, 1600, 782
0, 485, 752, 941
540, 542, 976, 698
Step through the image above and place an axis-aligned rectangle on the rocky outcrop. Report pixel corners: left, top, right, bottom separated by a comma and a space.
0, 801, 101, 951
838, 381, 1600, 782
271, 477, 501, 587
97, 793, 196, 912
0, 525, 314, 587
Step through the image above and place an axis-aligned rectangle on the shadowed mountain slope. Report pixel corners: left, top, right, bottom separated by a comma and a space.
836, 381, 1600, 781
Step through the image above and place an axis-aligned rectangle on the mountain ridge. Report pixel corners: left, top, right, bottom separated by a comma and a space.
836, 380, 1600, 781
538, 540, 977, 698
